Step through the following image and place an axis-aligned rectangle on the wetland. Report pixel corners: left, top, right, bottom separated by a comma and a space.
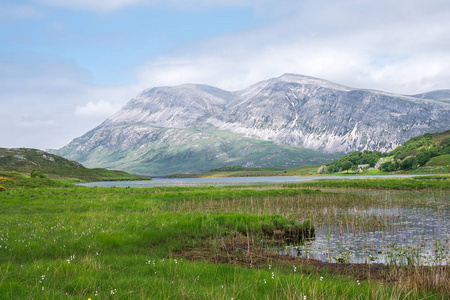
0, 173, 449, 299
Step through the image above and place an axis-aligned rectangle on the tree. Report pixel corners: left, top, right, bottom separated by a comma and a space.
341, 160, 353, 173
399, 157, 418, 170
416, 150, 432, 166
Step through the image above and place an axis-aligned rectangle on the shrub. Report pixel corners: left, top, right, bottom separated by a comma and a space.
380, 161, 399, 172
31, 170, 46, 178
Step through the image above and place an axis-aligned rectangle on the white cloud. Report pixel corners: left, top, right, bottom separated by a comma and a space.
135, 0, 450, 94
75, 100, 120, 118
15, 119, 57, 129
0, 60, 139, 149
3, 0, 450, 151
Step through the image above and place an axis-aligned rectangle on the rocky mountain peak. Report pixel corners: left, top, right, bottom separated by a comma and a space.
105, 83, 232, 128
57, 74, 450, 175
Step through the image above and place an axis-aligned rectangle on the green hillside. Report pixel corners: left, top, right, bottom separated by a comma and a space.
325, 129, 450, 174
59, 127, 341, 176
0, 148, 148, 182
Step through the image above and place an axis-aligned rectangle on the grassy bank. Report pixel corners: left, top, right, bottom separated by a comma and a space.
283, 175, 450, 190
0, 175, 449, 299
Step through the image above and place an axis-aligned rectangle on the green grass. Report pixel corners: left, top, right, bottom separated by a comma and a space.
426, 154, 450, 166
0, 148, 148, 182
283, 175, 450, 190
0, 175, 448, 298
167, 164, 327, 178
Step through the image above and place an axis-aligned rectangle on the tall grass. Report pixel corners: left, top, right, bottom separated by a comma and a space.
0, 175, 449, 298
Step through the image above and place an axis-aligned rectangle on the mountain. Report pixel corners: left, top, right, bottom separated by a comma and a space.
57, 126, 341, 176
412, 89, 450, 102
56, 74, 450, 176
0, 148, 147, 182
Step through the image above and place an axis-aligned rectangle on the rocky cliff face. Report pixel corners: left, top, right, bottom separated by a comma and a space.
57, 74, 450, 175
207, 74, 449, 153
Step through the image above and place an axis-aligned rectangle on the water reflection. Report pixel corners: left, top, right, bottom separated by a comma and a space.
280, 207, 450, 266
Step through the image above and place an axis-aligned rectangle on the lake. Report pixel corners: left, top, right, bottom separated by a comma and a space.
80, 174, 428, 187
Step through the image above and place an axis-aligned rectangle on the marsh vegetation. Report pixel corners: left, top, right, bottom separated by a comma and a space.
0, 173, 449, 298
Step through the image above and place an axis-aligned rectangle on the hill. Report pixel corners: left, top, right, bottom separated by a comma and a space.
325, 129, 450, 173
0, 148, 148, 182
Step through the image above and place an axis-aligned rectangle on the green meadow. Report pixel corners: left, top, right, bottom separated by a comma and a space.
0, 173, 449, 299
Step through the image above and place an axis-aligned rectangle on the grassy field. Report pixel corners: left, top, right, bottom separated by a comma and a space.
0, 174, 449, 299
166, 165, 322, 178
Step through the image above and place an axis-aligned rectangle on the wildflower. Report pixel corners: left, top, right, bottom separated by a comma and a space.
264, 279, 267, 284
293, 265, 297, 272
271, 272, 275, 279
320, 276, 323, 281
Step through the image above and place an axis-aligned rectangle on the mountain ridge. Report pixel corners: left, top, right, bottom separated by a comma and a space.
56, 73, 450, 175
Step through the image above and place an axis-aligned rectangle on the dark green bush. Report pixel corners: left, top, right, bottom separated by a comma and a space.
30, 170, 46, 178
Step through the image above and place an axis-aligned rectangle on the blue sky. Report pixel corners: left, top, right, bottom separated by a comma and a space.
1, 1, 258, 84
2, 0, 450, 149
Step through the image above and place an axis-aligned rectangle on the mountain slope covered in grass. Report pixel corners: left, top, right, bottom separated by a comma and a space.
325, 129, 450, 173
0, 148, 147, 182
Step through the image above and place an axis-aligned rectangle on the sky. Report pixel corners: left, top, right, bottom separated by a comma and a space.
1, 0, 450, 149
